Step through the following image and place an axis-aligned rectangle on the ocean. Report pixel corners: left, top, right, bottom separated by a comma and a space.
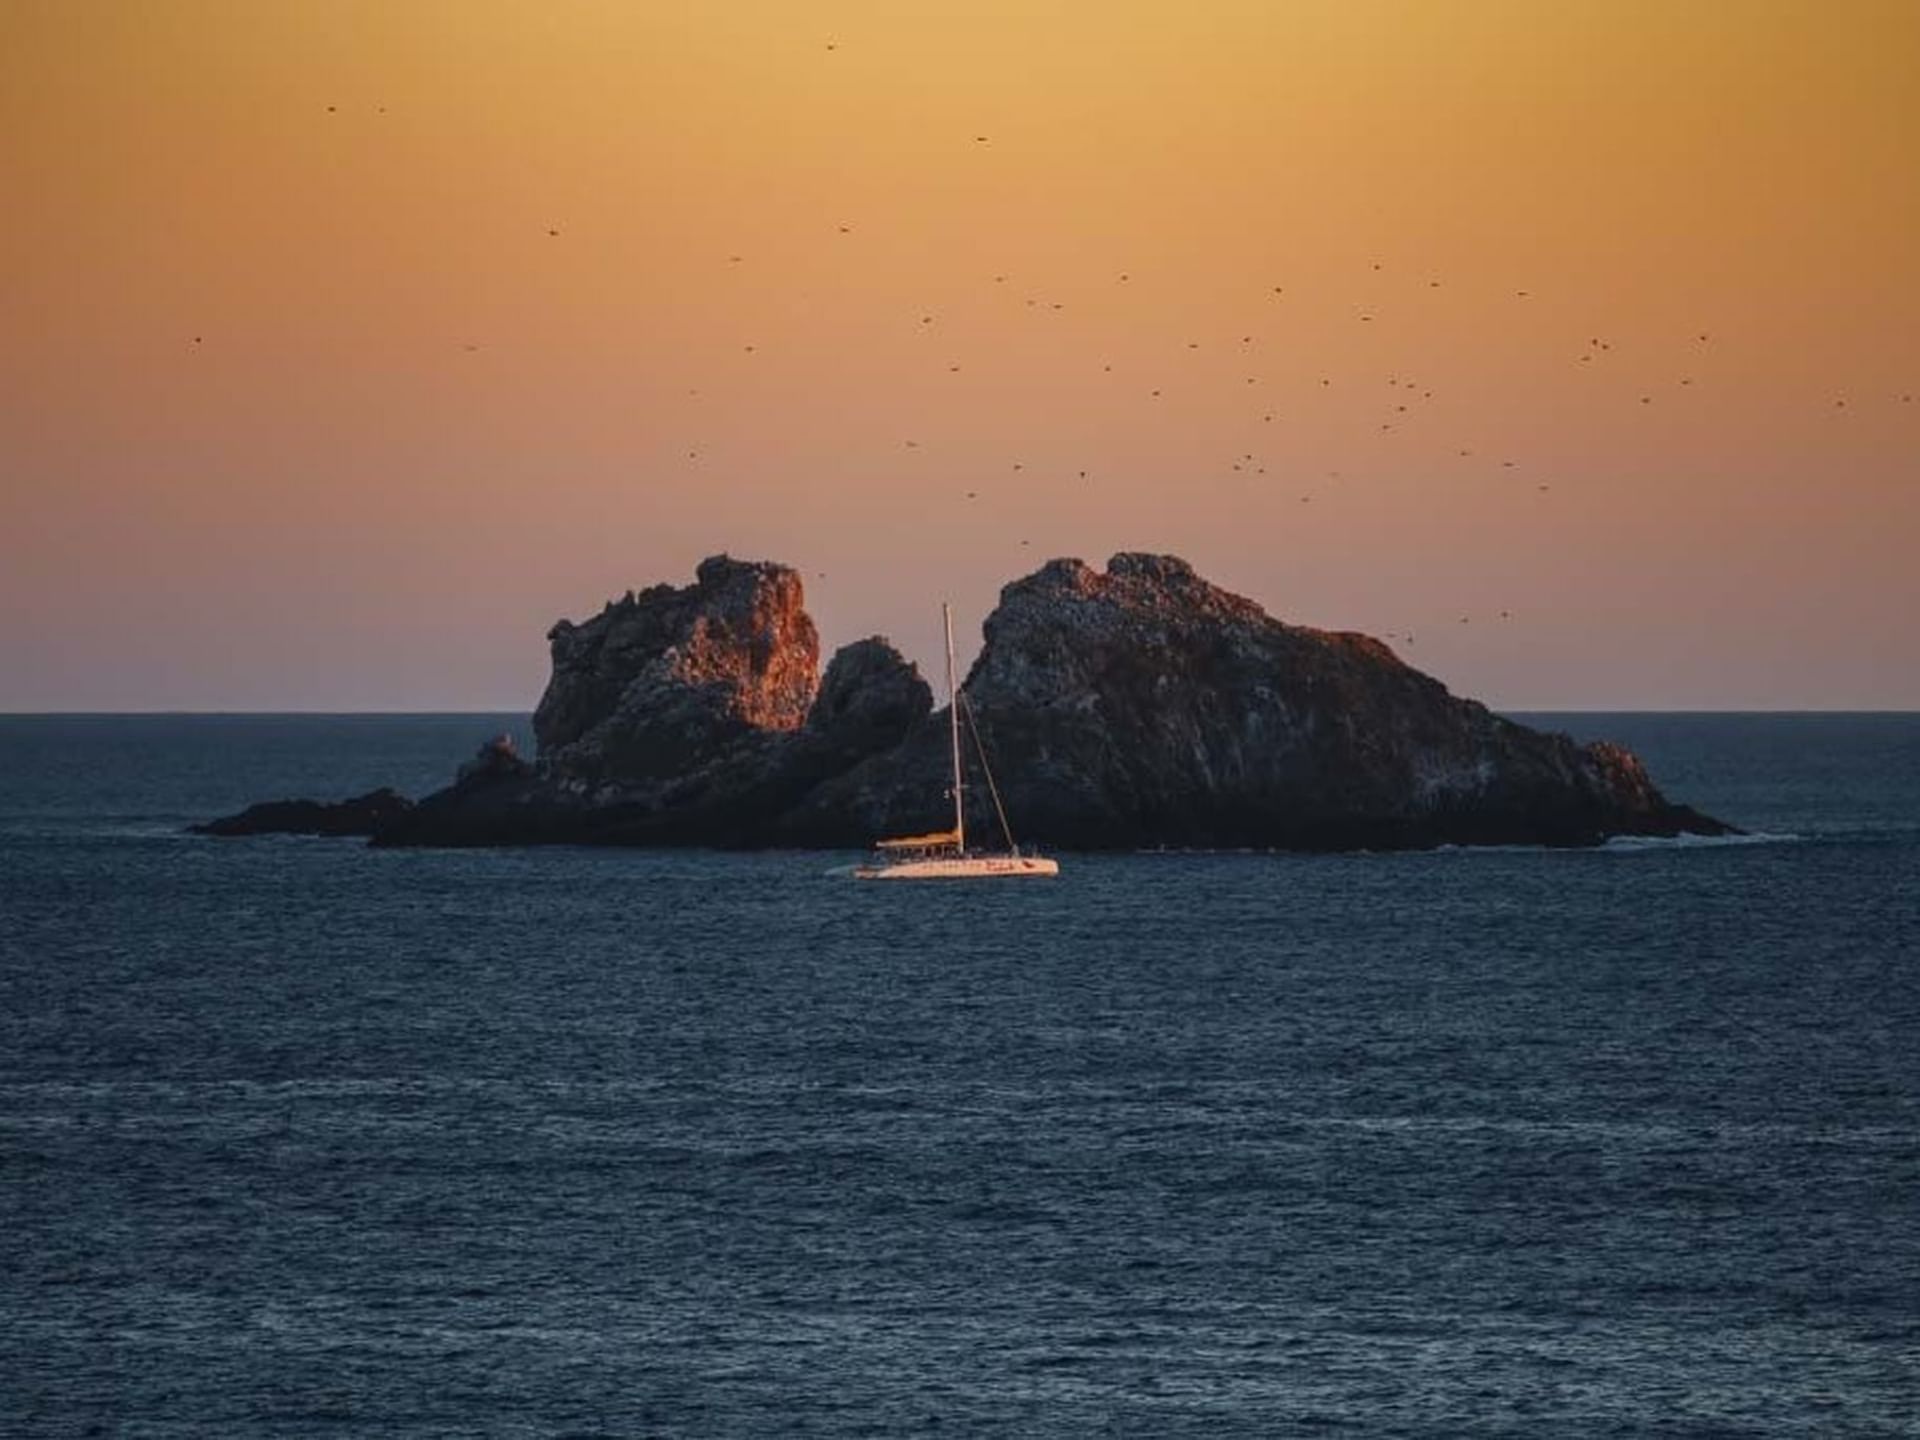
1, 713, 1915, 1436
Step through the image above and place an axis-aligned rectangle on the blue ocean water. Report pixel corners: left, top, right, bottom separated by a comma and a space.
1, 713, 1916, 1437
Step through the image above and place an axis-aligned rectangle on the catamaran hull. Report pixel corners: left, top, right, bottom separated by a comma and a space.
853, 855, 1061, 880
853, 602, 1062, 882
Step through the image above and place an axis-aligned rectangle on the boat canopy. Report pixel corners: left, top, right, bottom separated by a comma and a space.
874, 828, 961, 851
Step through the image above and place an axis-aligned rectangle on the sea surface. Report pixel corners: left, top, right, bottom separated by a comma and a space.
2, 713, 1916, 1437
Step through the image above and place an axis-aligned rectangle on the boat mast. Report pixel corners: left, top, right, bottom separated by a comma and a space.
945, 602, 965, 852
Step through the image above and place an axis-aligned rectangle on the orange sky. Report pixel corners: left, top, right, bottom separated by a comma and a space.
2, 0, 1916, 709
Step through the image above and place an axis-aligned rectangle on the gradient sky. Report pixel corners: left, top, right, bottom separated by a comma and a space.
3, 0, 1916, 710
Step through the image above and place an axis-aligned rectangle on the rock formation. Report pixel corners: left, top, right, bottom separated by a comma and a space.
769, 554, 1726, 849
533, 555, 818, 787
369, 558, 930, 847
196, 552, 1731, 850
190, 787, 413, 838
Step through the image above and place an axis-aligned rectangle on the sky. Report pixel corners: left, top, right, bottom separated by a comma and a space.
2, 0, 1916, 710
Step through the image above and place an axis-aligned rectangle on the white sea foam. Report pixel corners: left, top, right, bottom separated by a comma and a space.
1599, 830, 1801, 852
1422, 830, 1805, 855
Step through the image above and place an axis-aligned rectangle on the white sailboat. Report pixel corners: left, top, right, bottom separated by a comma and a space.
853, 603, 1060, 880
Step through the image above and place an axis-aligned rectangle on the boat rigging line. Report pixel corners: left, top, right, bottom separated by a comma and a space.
957, 689, 1018, 854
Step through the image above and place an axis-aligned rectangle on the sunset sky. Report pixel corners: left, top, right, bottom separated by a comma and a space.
3, 0, 1916, 710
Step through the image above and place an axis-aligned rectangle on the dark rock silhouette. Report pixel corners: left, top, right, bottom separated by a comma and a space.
457, 733, 531, 785
191, 787, 413, 838
770, 554, 1727, 849
197, 552, 1732, 850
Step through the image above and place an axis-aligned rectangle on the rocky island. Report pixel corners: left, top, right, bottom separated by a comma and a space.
195, 553, 1731, 850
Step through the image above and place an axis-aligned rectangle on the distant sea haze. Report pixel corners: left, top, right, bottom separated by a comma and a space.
2, 712, 1916, 1434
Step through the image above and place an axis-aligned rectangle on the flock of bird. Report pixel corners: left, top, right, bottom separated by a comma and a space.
193, 94, 1913, 647
649, 228, 1905, 635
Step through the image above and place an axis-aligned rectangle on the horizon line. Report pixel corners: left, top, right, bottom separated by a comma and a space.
4, 707, 1918, 719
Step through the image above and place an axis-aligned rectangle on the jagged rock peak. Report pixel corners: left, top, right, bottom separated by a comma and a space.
1107, 551, 1198, 582
1002, 552, 1270, 626
695, 551, 796, 597
532, 556, 819, 769
808, 638, 931, 735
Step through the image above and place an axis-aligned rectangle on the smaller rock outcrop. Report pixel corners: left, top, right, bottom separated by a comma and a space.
802, 638, 935, 765
456, 733, 531, 786
191, 787, 413, 838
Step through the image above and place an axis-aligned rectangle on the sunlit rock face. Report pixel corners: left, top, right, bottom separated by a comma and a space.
202, 552, 1730, 850
365, 558, 933, 847
533, 555, 820, 788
